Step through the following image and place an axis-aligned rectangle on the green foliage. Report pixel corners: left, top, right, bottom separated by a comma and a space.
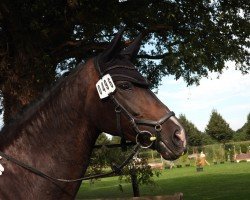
209, 144, 225, 162
245, 113, 250, 140
205, 110, 234, 144
240, 144, 248, 153
87, 133, 111, 176
0, 0, 249, 121
77, 163, 250, 200
233, 131, 248, 141
201, 133, 217, 145
87, 134, 160, 190
118, 158, 160, 187
178, 154, 190, 166
178, 141, 250, 165
224, 143, 235, 161
179, 114, 202, 146
234, 113, 250, 141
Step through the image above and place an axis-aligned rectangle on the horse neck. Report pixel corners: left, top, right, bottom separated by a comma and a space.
0, 60, 99, 197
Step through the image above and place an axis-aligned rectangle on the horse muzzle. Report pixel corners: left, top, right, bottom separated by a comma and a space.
155, 128, 187, 160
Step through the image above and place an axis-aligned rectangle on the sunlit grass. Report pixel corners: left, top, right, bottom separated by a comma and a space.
76, 162, 250, 200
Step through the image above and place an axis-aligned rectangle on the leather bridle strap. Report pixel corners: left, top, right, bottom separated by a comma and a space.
111, 93, 175, 131
115, 105, 127, 151
0, 57, 174, 184
0, 144, 140, 183
110, 95, 141, 135
94, 56, 175, 147
134, 111, 175, 127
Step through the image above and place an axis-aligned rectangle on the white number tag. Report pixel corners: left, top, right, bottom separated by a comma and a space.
0, 156, 4, 176
96, 74, 116, 99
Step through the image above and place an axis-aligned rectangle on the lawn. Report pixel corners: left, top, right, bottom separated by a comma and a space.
76, 162, 250, 200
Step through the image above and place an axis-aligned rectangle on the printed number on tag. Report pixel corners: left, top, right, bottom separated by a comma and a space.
96, 74, 116, 99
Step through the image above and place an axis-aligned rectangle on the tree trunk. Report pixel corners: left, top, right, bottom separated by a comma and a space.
0, 52, 55, 124
0, 2, 56, 124
130, 166, 140, 197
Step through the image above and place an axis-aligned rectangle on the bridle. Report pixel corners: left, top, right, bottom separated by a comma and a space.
111, 93, 175, 149
0, 56, 175, 184
94, 56, 175, 150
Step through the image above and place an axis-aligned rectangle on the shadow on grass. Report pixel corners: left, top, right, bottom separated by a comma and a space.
153, 173, 250, 200
77, 164, 250, 200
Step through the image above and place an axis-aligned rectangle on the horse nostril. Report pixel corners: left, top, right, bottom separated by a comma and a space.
172, 130, 185, 147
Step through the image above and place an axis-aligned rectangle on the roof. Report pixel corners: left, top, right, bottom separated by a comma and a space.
235, 153, 250, 160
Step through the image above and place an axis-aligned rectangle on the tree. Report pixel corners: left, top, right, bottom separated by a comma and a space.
235, 113, 250, 141
107, 137, 161, 197
0, 0, 249, 123
86, 133, 111, 176
201, 133, 216, 145
205, 110, 234, 144
246, 113, 250, 140
179, 114, 202, 146
87, 135, 160, 197
117, 151, 160, 197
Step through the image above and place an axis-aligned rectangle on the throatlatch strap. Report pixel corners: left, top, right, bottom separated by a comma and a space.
115, 106, 127, 151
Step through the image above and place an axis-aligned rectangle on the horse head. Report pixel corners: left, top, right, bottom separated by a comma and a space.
87, 29, 187, 160
0, 29, 187, 199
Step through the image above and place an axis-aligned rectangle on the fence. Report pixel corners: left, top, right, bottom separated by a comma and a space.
139, 141, 250, 167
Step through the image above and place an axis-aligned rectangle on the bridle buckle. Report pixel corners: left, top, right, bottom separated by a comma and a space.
115, 106, 122, 113
155, 124, 162, 132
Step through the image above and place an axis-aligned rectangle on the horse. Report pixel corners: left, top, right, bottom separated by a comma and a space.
0, 29, 187, 199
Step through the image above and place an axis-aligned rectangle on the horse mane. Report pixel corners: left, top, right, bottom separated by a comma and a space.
0, 61, 87, 147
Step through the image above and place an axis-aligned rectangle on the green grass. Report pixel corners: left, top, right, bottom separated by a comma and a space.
76, 162, 250, 200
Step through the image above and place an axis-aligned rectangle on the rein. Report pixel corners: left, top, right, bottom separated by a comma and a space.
0, 144, 140, 183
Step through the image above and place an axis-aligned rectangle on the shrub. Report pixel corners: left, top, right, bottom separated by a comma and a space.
240, 144, 248, 153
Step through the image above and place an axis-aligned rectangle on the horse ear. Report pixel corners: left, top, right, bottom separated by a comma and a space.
99, 28, 125, 63
120, 34, 143, 61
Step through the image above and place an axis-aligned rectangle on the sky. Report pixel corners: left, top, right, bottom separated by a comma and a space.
156, 62, 250, 132
0, 62, 249, 131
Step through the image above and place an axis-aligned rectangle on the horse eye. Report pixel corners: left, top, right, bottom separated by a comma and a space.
118, 82, 132, 90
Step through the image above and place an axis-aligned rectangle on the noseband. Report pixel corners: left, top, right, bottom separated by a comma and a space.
94, 56, 175, 149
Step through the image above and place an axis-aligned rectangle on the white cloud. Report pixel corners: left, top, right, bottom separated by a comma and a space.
157, 64, 250, 131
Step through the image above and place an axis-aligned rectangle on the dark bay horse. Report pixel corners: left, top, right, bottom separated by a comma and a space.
0, 30, 186, 199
